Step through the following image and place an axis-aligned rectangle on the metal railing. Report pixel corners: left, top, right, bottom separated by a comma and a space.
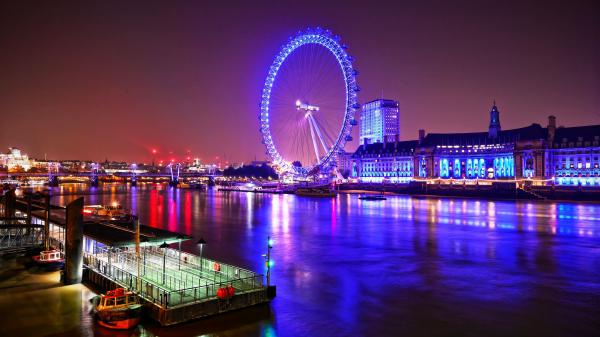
0, 225, 44, 250
83, 246, 264, 308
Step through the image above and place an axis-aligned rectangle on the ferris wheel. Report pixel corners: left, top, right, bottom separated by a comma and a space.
259, 27, 359, 176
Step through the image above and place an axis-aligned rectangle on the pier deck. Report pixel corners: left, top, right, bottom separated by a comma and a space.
17, 204, 272, 325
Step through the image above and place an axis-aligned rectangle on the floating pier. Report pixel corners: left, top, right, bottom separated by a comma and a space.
7, 194, 274, 326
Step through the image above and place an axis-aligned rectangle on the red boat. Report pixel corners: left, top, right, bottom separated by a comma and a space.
32, 249, 64, 271
93, 288, 142, 330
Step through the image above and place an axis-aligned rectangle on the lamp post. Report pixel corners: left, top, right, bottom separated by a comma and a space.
159, 241, 169, 285
197, 237, 206, 273
264, 236, 273, 287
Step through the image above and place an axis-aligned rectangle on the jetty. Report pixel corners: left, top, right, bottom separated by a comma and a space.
1, 190, 275, 326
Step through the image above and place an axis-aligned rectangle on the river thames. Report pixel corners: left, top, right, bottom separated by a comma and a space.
19, 184, 600, 336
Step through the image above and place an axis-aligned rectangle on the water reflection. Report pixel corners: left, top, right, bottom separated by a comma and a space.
33, 184, 600, 336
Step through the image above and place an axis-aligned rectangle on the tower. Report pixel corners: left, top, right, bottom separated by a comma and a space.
488, 101, 501, 138
360, 99, 400, 145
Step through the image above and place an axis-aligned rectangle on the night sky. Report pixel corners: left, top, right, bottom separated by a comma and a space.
1, 0, 598, 163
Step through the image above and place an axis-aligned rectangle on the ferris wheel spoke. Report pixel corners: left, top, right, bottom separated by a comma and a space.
307, 44, 326, 99
306, 46, 330, 101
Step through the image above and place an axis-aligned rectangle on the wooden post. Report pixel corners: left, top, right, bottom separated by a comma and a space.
64, 197, 84, 284
4, 189, 16, 219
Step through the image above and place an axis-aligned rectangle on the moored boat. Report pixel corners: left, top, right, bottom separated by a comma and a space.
32, 249, 64, 271
295, 187, 337, 197
358, 194, 387, 200
84, 203, 130, 220
93, 288, 142, 330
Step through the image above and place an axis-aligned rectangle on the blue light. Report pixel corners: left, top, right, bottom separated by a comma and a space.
258, 28, 358, 175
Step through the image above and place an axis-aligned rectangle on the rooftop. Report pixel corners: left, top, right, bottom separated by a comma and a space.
31, 209, 191, 247
421, 123, 547, 147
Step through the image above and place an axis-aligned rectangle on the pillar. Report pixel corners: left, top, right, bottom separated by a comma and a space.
48, 175, 59, 187
64, 197, 84, 284
3, 189, 16, 219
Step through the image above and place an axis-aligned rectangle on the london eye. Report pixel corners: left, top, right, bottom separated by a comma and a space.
259, 27, 359, 176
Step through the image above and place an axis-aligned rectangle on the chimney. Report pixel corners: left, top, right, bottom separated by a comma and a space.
547, 115, 556, 143
418, 129, 425, 143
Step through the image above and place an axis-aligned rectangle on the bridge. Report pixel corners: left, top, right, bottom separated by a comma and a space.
0, 163, 219, 187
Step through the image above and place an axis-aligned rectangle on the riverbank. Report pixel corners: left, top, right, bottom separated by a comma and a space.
0, 254, 97, 337
0, 253, 274, 337
339, 182, 600, 202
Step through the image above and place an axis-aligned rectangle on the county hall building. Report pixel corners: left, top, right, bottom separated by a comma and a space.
351, 101, 600, 187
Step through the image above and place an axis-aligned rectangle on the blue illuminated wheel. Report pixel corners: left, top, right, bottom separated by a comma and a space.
259, 27, 359, 176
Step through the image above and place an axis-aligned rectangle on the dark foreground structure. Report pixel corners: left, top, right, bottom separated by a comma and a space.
1, 192, 274, 326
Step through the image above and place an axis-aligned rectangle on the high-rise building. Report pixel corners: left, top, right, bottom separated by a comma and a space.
359, 99, 400, 145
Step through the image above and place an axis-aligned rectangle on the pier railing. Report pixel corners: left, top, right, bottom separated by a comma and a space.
0, 223, 44, 251
83, 246, 264, 308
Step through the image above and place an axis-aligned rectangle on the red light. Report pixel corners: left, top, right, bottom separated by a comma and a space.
152, 149, 157, 154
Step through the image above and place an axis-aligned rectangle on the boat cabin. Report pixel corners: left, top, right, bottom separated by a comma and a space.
39, 250, 62, 262
98, 289, 139, 309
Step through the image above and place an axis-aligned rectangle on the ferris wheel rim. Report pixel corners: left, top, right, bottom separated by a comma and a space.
259, 27, 358, 175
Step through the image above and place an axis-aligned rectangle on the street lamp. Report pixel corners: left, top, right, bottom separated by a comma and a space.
159, 241, 169, 285
197, 237, 206, 272
263, 236, 274, 287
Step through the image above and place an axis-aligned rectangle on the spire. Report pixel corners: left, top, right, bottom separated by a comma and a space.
488, 101, 501, 138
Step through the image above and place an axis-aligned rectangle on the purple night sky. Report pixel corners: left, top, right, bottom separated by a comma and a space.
1, 0, 598, 163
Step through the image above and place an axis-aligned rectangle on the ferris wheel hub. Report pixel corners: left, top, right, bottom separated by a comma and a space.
295, 100, 320, 112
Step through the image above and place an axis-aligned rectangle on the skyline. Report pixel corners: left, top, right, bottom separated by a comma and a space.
1, 0, 598, 163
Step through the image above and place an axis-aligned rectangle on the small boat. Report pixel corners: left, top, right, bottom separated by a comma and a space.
295, 187, 337, 197
359, 194, 387, 201
84, 203, 130, 220
32, 249, 65, 270
188, 180, 206, 190
93, 288, 142, 330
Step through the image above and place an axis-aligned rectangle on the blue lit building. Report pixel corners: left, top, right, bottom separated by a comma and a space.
351, 102, 600, 186
359, 99, 400, 145
351, 140, 417, 183
548, 122, 600, 186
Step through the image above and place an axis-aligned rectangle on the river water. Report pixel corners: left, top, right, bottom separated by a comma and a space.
42, 184, 600, 336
